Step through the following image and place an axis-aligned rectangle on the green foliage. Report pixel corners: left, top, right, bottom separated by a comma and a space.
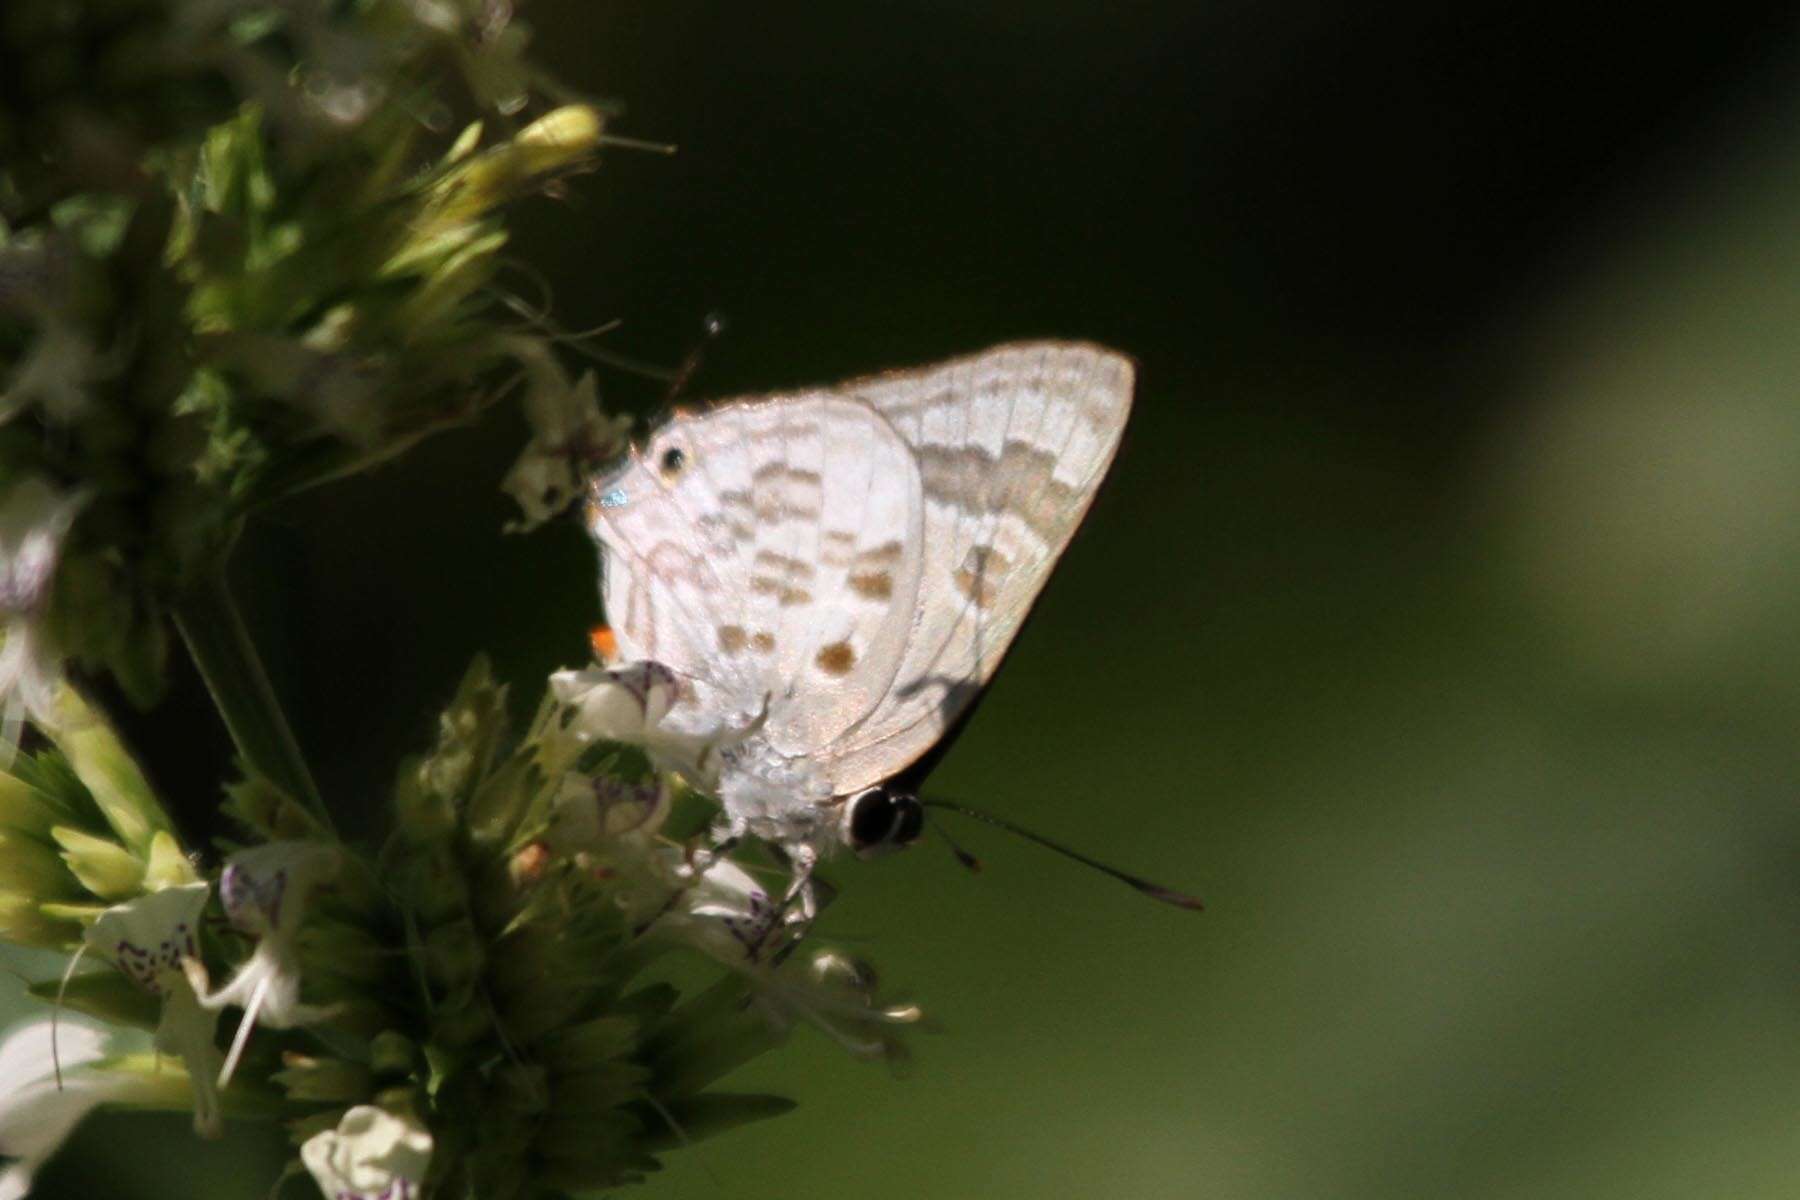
1, 0, 611, 709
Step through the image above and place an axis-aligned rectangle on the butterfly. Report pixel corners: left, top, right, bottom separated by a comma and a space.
582, 340, 1140, 889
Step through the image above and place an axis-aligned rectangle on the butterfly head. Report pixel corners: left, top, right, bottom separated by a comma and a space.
841, 785, 926, 859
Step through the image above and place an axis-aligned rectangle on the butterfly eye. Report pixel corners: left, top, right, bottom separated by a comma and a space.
891, 794, 925, 845
660, 446, 687, 476
844, 786, 924, 858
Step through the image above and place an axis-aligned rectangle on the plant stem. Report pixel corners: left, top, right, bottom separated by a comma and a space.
174, 568, 334, 833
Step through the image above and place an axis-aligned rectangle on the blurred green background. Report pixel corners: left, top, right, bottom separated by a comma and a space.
13, 2, 1800, 1197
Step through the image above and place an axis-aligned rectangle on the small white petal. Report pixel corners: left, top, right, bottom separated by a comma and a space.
548, 662, 743, 787
0, 1017, 134, 1200
300, 1105, 432, 1200
657, 857, 783, 966
218, 841, 339, 939
83, 883, 209, 993
83, 885, 223, 1134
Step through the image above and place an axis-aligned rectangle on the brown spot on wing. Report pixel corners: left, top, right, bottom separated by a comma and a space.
848, 570, 894, 600
914, 441, 1081, 542
751, 578, 813, 606
753, 499, 822, 523
854, 541, 905, 566
718, 625, 747, 653
754, 550, 816, 581
751, 631, 776, 653
753, 462, 824, 488
954, 546, 1011, 608
816, 641, 857, 676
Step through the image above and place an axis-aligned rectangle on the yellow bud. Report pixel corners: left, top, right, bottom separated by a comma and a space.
52, 826, 146, 899
143, 830, 201, 889
45, 687, 174, 854
0, 830, 79, 897
515, 105, 605, 160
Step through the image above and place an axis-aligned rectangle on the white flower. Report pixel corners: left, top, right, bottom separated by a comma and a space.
544, 770, 668, 855
661, 857, 785, 966
83, 883, 224, 1136
0, 478, 86, 754
502, 368, 629, 531
549, 662, 679, 739
203, 841, 341, 1086
547, 662, 756, 788
658, 859, 920, 1060
0, 1017, 134, 1200
300, 1105, 432, 1200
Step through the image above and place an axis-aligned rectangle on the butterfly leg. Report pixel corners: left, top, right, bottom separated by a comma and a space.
776, 841, 822, 928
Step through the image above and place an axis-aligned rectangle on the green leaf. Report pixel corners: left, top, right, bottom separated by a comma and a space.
635, 1092, 797, 1152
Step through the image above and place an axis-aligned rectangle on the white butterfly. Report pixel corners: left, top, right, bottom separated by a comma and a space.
582, 340, 1133, 882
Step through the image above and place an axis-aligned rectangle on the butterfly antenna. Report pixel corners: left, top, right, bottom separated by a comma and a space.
664, 311, 729, 405
921, 799, 1204, 911
933, 822, 984, 874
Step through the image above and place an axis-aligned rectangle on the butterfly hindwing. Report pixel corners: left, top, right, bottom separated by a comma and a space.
588, 395, 927, 752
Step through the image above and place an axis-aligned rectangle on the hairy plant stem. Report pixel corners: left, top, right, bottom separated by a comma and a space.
174, 567, 333, 833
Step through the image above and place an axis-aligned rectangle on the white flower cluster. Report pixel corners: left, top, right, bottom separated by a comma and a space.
0, 479, 85, 757
0, 840, 347, 1196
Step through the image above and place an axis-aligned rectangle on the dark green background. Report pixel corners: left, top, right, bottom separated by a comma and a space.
16, 3, 1800, 1197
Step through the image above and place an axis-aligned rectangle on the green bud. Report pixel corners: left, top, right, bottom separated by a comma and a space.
638, 1093, 797, 1152
142, 830, 200, 890
0, 829, 80, 898
466, 753, 539, 850
369, 1031, 419, 1080
85, 1056, 220, 1114
0, 772, 62, 839
424, 917, 485, 990
273, 1054, 374, 1103
392, 767, 457, 843
298, 917, 391, 985
490, 1062, 550, 1119
417, 656, 508, 803
424, 105, 603, 231
222, 770, 327, 842
39, 901, 106, 923
445, 121, 484, 165
287, 1109, 344, 1146
541, 1017, 637, 1076
429, 994, 490, 1049
0, 892, 75, 948
52, 825, 145, 899
30, 967, 159, 1030
533, 1112, 650, 1193
543, 1065, 647, 1119
44, 687, 173, 854
391, 230, 507, 342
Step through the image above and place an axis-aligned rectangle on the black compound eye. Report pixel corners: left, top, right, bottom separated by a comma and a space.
660, 446, 687, 475
847, 788, 895, 850
890, 794, 925, 846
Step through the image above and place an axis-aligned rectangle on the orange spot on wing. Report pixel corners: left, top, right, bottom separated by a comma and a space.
589, 625, 619, 664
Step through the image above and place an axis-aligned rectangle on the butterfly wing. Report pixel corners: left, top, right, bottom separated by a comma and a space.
587, 395, 928, 753
815, 341, 1135, 794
